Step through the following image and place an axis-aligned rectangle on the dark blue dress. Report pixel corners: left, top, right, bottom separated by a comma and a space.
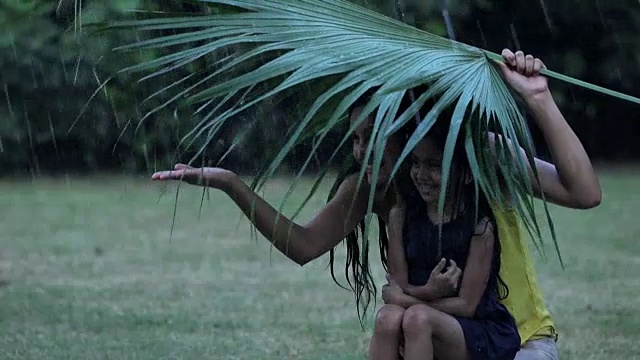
403, 206, 520, 360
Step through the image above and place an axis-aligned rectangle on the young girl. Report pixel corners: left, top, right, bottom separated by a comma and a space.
369, 119, 521, 360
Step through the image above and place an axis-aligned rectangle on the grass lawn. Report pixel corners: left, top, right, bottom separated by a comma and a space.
0, 172, 638, 359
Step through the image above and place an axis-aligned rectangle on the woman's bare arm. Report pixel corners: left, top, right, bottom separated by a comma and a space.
224, 173, 371, 265
492, 49, 602, 209
153, 165, 372, 266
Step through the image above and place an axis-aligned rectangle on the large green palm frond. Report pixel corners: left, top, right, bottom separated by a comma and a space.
102, 0, 639, 266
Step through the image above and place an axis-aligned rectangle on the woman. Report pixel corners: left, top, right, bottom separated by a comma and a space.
368, 49, 601, 360
151, 49, 601, 359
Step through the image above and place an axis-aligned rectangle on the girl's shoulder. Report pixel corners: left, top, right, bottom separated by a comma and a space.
473, 215, 496, 237
387, 202, 406, 234
389, 201, 406, 217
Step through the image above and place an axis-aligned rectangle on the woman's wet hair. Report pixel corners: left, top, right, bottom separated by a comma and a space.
329, 86, 508, 323
347, 86, 433, 130
327, 85, 429, 324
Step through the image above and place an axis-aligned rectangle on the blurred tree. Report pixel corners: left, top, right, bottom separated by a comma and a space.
0, 0, 638, 176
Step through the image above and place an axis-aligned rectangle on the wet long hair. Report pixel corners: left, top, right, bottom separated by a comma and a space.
401, 113, 510, 301
326, 86, 426, 324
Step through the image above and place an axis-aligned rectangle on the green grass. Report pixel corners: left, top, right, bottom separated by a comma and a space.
0, 172, 638, 359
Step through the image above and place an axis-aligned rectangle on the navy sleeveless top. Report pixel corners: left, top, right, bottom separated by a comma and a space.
403, 205, 502, 318
403, 204, 521, 359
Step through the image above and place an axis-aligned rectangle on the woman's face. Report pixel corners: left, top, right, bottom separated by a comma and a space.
410, 137, 445, 204
350, 106, 402, 188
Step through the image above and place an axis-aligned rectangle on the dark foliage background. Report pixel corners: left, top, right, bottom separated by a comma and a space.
1, 0, 638, 176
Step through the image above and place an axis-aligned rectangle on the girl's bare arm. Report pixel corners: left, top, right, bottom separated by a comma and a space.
427, 218, 495, 317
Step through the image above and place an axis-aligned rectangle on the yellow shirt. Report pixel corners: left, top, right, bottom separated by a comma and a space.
493, 206, 558, 344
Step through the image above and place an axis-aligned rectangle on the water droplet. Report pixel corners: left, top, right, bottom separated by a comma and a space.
538, 0, 553, 32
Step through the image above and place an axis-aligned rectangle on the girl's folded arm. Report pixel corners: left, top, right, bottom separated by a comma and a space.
427, 217, 495, 317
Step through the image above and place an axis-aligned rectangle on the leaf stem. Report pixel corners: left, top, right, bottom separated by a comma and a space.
482, 50, 640, 105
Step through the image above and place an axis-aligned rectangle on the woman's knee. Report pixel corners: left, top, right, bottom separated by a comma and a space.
515, 338, 559, 360
402, 304, 436, 336
373, 304, 405, 335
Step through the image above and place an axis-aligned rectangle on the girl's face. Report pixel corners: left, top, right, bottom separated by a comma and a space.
410, 137, 446, 204
350, 106, 402, 188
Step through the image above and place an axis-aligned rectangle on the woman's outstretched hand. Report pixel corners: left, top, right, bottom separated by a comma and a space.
151, 163, 236, 190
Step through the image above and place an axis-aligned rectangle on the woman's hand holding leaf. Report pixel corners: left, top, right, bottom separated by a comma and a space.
497, 48, 551, 103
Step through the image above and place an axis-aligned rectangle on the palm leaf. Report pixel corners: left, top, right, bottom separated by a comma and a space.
101, 0, 640, 270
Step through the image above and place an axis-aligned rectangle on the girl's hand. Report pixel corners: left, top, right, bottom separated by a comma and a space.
497, 48, 550, 102
151, 163, 236, 190
382, 274, 405, 305
424, 258, 462, 298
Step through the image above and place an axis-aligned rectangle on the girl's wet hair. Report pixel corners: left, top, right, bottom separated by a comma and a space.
403, 112, 510, 301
